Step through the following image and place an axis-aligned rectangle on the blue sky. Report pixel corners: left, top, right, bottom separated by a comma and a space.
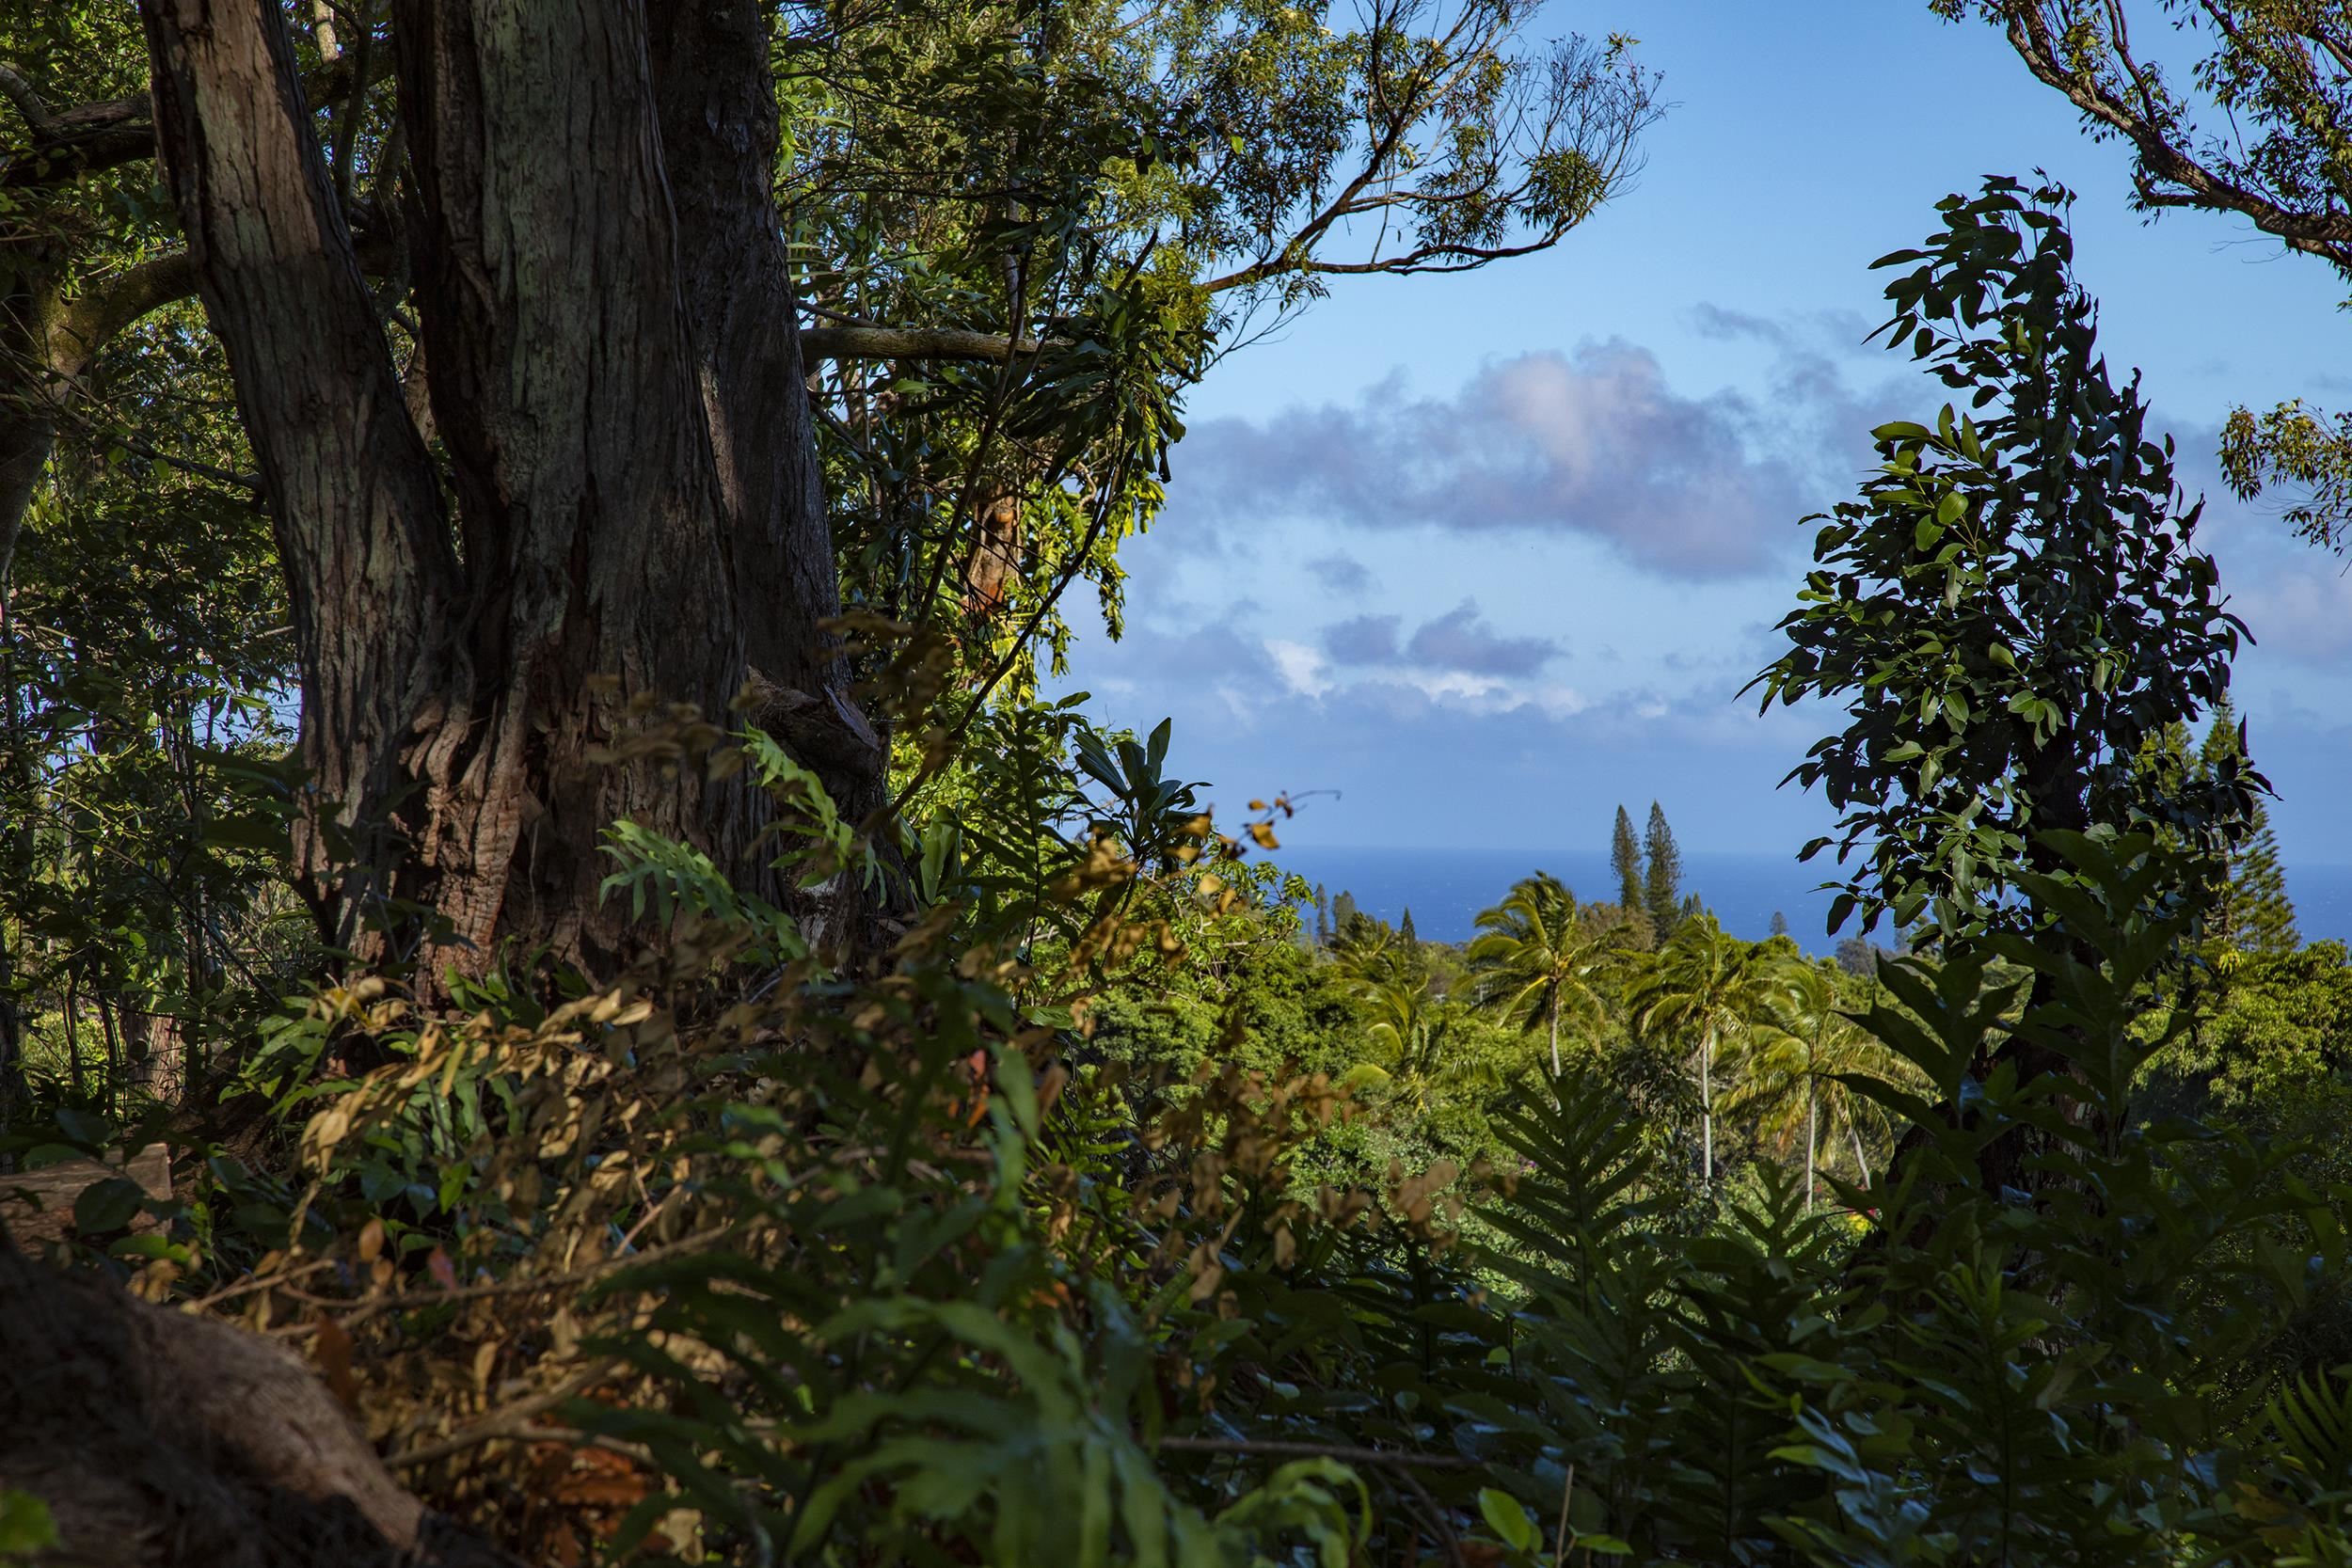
1057, 1, 2352, 869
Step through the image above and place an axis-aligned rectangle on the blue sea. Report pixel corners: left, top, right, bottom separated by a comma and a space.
1270, 846, 2352, 958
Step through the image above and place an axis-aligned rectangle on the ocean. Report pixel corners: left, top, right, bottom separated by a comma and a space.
1269, 846, 2352, 957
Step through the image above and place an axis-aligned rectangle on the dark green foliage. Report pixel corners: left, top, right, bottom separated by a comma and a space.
9, 38, 2352, 1566
2200, 697, 2298, 954
1751, 178, 2259, 941
0, 342, 301, 1109
1613, 803, 1644, 912
1642, 800, 1683, 941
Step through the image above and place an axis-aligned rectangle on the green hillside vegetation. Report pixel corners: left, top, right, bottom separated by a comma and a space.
7, 6, 2352, 1567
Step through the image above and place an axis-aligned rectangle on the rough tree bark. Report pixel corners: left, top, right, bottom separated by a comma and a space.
645, 0, 885, 853
135, 0, 882, 977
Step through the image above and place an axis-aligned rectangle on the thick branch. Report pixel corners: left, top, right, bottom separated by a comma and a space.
1, 52, 387, 190
0, 63, 54, 131
1996, 3, 2352, 274
46, 251, 200, 381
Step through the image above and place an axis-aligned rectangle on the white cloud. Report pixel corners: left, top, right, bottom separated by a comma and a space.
1263, 639, 1331, 699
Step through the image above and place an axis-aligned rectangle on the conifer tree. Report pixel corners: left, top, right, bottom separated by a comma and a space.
2234, 816, 2297, 954
1643, 802, 1684, 940
2200, 700, 2298, 953
1612, 805, 1644, 911
1400, 907, 1419, 946
1771, 911, 1789, 939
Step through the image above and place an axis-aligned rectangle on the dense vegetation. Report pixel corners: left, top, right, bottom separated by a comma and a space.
4, 4, 2352, 1567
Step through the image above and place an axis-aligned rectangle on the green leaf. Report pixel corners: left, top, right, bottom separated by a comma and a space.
0, 1490, 60, 1564
73, 1176, 146, 1234
1479, 1489, 1538, 1554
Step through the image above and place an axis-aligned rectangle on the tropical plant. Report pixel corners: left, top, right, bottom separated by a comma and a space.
1623, 912, 1763, 1184
1749, 176, 2257, 946
1467, 872, 1628, 1081
1725, 953, 1913, 1206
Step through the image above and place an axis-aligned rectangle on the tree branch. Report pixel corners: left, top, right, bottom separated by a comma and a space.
46, 252, 201, 381
1995, 3, 2352, 272
800, 324, 1040, 361
2, 50, 389, 190
0, 63, 55, 132
387, 1356, 629, 1469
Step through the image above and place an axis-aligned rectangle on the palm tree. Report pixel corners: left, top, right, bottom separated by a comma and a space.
1623, 912, 1761, 1185
1337, 973, 1463, 1110
1726, 956, 1899, 1209
1468, 873, 1628, 1080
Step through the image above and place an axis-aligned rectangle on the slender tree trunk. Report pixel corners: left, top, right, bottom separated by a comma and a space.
0, 557, 28, 1116
124, 1008, 183, 1105
1850, 1128, 1868, 1192
96, 997, 122, 1116
1700, 1022, 1714, 1185
0, 914, 20, 1122
64, 971, 84, 1100
0, 254, 62, 595
1547, 1004, 1561, 1080
1804, 1088, 1817, 1212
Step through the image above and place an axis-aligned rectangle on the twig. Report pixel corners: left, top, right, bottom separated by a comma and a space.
1153, 1436, 1475, 1469
184, 1256, 337, 1310
388, 1355, 626, 1468
1391, 1453, 1470, 1568
277, 1225, 741, 1321
1552, 1462, 1576, 1568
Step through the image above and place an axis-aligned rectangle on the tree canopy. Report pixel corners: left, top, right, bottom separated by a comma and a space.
1943, 0, 2352, 550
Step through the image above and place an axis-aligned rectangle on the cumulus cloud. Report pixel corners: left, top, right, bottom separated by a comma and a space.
1323, 614, 1402, 665
1165, 339, 1883, 578
1315, 600, 1559, 677
2235, 568, 2352, 663
1406, 600, 1559, 676
1264, 639, 1332, 699
1306, 553, 1375, 594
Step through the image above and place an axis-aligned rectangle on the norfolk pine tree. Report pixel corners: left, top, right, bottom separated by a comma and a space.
1642, 801, 1684, 940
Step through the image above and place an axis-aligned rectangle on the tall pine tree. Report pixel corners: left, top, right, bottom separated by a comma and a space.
1612, 805, 1644, 911
2201, 700, 2297, 953
1644, 801, 1684, 940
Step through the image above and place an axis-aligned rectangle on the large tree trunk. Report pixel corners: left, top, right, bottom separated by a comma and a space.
389, 0, 757, 968
645, 0, 887, 946
138, 0, 880, 979
141, 0, 460, 961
